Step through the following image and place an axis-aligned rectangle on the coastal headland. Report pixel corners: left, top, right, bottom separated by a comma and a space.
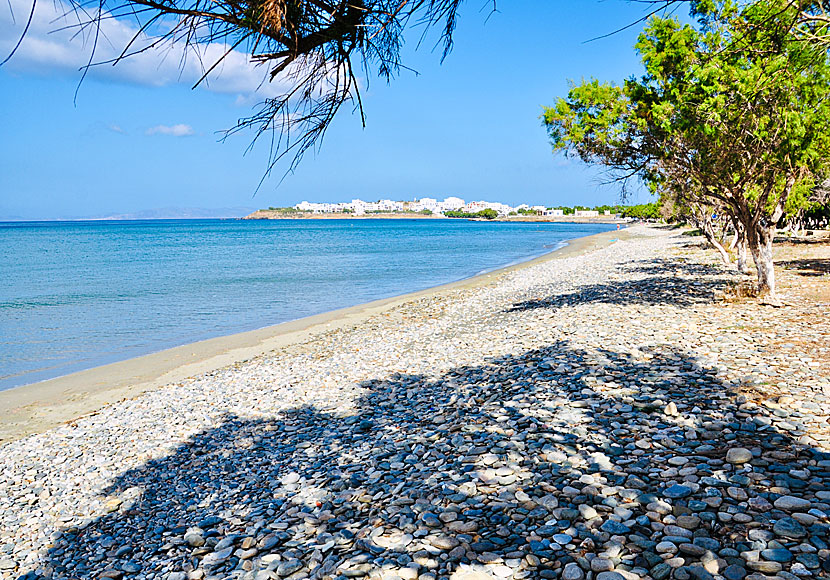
1, 225, 828, 580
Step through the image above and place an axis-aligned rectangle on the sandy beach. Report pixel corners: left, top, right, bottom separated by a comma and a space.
0, 227, 629, 444
1, 225, 828, 580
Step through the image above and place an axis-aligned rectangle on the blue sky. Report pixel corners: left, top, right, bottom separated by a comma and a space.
0, 1, 676, 219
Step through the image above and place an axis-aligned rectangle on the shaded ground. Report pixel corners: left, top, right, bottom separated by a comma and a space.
507, 258, 726, 311
40, 339, 829, 580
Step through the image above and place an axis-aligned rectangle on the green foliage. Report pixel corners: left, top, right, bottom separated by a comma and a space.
542, 0, 830, 224
444, 209, 499, 220
784, 179, 815, 220
547, 206, 575, 215
266, 206, 308, 213
804, 200, 830, 227
619, 203, 660, 219
420, 209, 433, 215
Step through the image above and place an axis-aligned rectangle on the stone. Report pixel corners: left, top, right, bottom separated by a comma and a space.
747, 561, 783, 573
553, 534, 573, 545
201, 547, 234, 568
687, 565, 716, 580
760, 548, 793, 563
726, 448, 753, 464
664, 484, 693, 499
656, 541, 678, 554
184, 529, 205, 547
773, 517, 808, 539
595, 573, 626, 580
590, 558, 613, 572
676, 515, 701, 529
748, 497, 773, 511
450, 568, 497, 580
198, 516, 222, 529
430, 536, 460, 550
722, 565, 747, 580
277, 559, 304, 577
561, 563, 584, 580
651, 563, 672, 580
693, 537, 720, 551
773, 496, 811, 511
578, 505, 598, 520
600, 520, 630, 535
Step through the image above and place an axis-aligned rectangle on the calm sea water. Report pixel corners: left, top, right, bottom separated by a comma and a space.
0, 219, 615, 390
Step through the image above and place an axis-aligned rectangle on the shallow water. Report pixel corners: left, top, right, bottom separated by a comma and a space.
0, 218, 615, 389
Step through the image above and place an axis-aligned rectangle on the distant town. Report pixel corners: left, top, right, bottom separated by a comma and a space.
254, 197, 659, 219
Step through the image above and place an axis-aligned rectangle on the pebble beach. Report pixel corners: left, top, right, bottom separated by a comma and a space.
1, 225, 829, 580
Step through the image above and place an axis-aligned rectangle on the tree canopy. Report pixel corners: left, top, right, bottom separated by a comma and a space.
544, 0, 830, 300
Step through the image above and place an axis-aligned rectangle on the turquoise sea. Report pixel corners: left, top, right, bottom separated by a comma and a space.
0, 219, 615, 390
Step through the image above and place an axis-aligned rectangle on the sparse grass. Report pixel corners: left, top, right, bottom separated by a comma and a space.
717, 280, 759, 302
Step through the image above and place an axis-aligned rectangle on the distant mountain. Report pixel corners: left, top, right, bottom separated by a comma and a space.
89, 207, 258, 220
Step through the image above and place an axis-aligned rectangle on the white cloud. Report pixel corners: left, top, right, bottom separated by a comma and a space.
0, 0, 290, 99
108, 124, 125, 134
146, 123, 194, 136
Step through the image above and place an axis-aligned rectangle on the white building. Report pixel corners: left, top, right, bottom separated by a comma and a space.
411, 197, 439, 212
295, 201, 341, 213
462, 201, 514, 216
376, 199, 402, 212
543, 209, 564, 217
345, 199, 366, 215
441, 197, 466, 211
574, 210, 600, 217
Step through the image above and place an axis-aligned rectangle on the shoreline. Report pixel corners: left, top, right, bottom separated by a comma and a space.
0, 227, 629, 444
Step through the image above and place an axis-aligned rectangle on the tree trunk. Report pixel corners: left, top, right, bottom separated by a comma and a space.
746, 221, 777, 300
705, 222, 732, 266
735, 233, 750, 275
730, 217, 750, 274
694, 206, 731, 266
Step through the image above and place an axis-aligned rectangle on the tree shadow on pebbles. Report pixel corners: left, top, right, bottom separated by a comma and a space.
507, 267, 727, 311
40, 342, 830, 580
624, 259, 726, 279
778, 259, 830, 277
